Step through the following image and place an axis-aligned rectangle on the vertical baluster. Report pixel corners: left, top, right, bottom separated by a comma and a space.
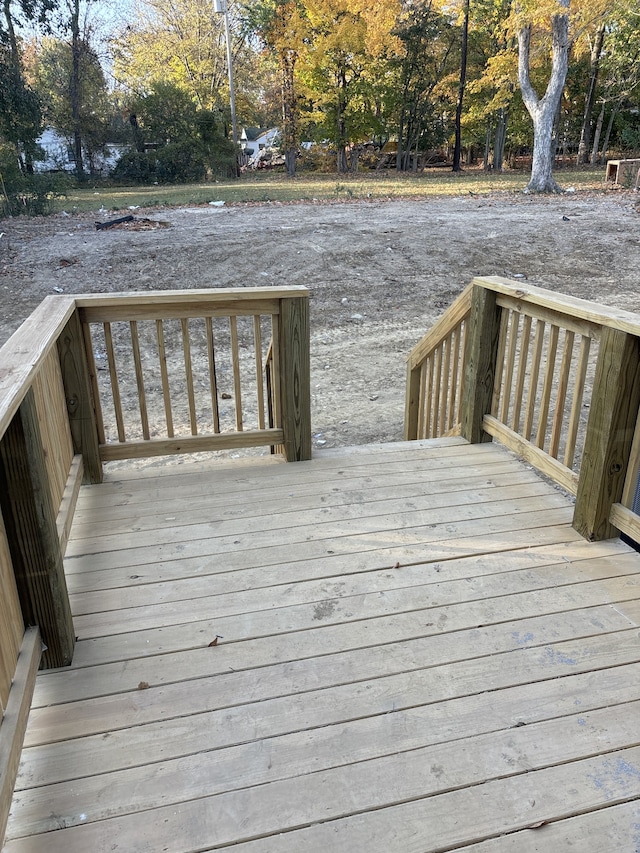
564, 335, 591, 468
439, 335, 452, 433
621, 403, 640, 508
270, 314, 282, 429
417, 360, 427, 438
432, 344, 442, 437
549, 329, 575, 459
81, 321, 106, 447
130, 321, 150, 440
511, 315, 532, 433
205, 317, 220, 433
103, 321, 125, 442
229, 316, 243, 432
181, 318, 197, 435
447, 326, 460, 431
155, 319, 174, 438
523, 319, 545, 441
535, 324, 559, 450
254, 315, 266, 430
499, 311, 520, 424
491, 309, 510, 417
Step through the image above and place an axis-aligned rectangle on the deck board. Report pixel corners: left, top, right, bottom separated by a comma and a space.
4, 438, 640, 852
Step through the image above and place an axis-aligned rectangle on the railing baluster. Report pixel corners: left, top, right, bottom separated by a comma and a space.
205, 317, 220, 434
103, 322, 126, 442
130, 321, 150, 440
254, 315, 266, 431
523, 319, 545, 441
564, 335, 591, 468
432, 344, 442, 438
535, 323, 559, 450
491, 311, 519, 422
180, 319, 197, 436
549, 329, 574, 459
270, 314, 282, 429
511, 314, 531, 434
447, 326, 460, 431
155, 319, 174, 438
229, 316, 243, 432
439, 335, 452, 433
424, 357, 433, 438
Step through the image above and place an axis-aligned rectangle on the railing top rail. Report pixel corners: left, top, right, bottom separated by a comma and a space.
73, 285, 309, 309
474, 276, 640, 336
0, 296, 76, 439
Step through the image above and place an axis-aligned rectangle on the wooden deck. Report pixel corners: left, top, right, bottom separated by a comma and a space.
4, 436, 640, 852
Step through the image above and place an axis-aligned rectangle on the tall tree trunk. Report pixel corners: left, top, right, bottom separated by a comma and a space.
281, 48, 297, 178
493, 108, 508, 171
600, 103, 618, 164
517, 1, 570, 193
336, 68, 348, 174
590, 101, 605, 165
577, 23, 606, 165
452, 0, 470, 173
484, 121, 491, 170
70, 0, 85, 179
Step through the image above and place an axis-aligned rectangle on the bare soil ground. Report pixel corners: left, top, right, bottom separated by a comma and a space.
1, 191, 639, 453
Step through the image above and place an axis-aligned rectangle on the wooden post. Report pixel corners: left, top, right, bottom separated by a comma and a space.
0, 389, 75, 668
573, 327, 640, 541
404, 362, 420, 441
459, 285, 502, 444
57, 311, 103, 484
278, 295, 311, 461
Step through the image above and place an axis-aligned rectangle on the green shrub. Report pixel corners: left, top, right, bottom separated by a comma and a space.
0, 145, 70, 217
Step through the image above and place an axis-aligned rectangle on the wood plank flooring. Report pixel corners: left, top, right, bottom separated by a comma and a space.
4, 437, 640, 852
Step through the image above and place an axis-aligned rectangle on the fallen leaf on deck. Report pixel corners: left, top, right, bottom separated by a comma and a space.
393, 562, 401, 569
208, 635, 223, 647
137, 681, 150, 690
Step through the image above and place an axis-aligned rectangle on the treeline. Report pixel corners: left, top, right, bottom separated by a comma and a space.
1, 0, 639, 205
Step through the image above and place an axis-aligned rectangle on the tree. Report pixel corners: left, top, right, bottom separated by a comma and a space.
296, 0, 402, 172
243, 0, 306, 176
112, 0, 253, 120
1, 0, 56, 170
516, 0, 570, 192
452, 0, 470, 171
33, 35, 111, 175
392, 0, 456, 172
576, 20, 605, 163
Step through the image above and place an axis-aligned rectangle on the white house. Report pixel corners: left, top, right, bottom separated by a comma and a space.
33, 128, 129, 175
240, 127, 283, 169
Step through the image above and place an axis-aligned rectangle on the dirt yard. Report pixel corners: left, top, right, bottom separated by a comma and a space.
1, 191, 639, 452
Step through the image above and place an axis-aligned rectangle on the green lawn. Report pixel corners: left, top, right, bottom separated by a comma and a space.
56, 166, 613, 213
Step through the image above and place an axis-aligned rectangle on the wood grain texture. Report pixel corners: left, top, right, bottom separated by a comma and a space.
5, 440, 640, 852
278, 295, 311, 461
0, 628, 40, 848
0, 390, 74, 669
0, 515, 23, 710
460, 285, 502, 444
574, 327, 640, 540
57, 312, 102, 484
98, 429, 284, 461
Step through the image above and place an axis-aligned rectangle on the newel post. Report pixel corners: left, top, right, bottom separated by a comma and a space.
459, 284, 502, 444
278, 294, 312, 461
404, 362, 421, 441
0, 389, 75, 668
573, 327, 640, 541
57, 310, 103, 484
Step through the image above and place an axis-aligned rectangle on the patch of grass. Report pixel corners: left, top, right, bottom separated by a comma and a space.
53, 166, 613, 214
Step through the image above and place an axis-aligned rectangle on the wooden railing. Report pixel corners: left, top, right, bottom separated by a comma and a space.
406, 275, 640, 544
75, 288, 310, 464
0, 286, 310, 843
